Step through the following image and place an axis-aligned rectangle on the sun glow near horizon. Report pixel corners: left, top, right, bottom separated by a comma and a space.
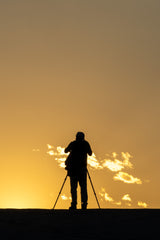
2, 199, 32, 209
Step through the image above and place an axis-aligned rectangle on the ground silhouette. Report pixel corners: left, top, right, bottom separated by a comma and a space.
0, 209, 159, 239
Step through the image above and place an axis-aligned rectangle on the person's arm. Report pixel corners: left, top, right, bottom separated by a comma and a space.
87, 142, 92, 156
64, 142, 73, 153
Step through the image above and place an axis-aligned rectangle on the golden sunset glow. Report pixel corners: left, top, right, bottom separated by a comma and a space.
0, 0, 159, 209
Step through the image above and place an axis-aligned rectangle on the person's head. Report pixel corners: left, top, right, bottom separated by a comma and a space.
76, 132, 85, 141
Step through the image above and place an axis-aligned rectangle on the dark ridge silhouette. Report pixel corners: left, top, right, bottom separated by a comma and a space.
0, 209, 159, 239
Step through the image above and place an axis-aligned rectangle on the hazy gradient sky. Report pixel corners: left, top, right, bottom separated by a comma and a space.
0, 0, 160, 208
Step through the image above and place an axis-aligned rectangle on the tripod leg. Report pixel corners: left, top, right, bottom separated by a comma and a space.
53, 174, 68, 209
87, 169, 101, 209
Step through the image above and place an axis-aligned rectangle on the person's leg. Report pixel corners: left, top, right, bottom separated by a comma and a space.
70, 176, 78, 209
79, 171, 88, 209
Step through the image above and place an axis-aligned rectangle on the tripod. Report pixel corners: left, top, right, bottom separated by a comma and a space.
53, 169, 101, 209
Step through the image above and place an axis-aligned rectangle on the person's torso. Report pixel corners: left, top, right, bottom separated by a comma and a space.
69, 140, 89, 168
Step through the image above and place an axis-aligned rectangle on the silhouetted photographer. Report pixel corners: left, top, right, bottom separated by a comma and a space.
65, 132, 92, 210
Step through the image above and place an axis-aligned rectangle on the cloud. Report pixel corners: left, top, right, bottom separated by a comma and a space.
44, 144, 149, 207
46, 144, 143, 186
47, 144, 54, 149
121, 152, 133, 168
99, 188, 149, 208
32, 149, 40, 152
46, 144, 134, 173
114, 172, 142, 184
46, 145, 69, 168
114, 201, 122, 206
138, 201, 148, 208
122, 194, 132, 201
61, 194, 71, 201
99, 188, 113, 202
47, 145, 66, 156
88, 153, 102, 169
102, 152, 133, 172
88, 151, 133, 172
46, 145, 102, 169
102, 159, 125, 172
99, 188, 122, 206
126, 203, 132, 207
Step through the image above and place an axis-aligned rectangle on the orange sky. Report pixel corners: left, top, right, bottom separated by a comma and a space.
0, 0, 160, 209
